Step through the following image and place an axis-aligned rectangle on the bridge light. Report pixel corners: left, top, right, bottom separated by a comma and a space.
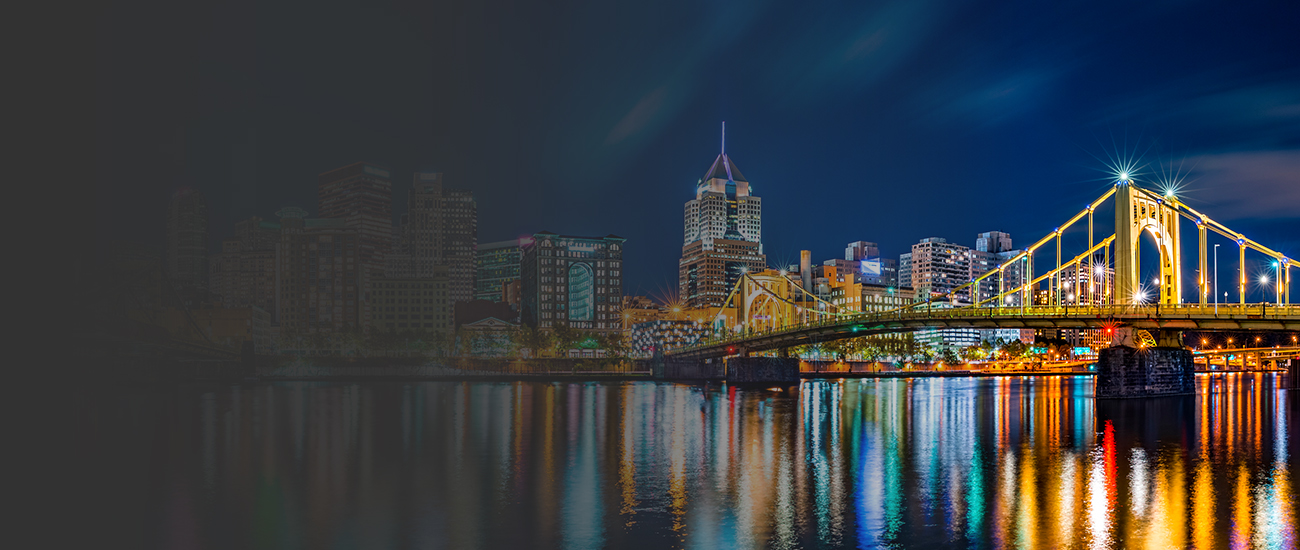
1260, 275, 1269, 284
1119, 172, 1129, 182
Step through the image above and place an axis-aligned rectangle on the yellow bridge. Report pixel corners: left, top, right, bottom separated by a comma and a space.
667, 179, 1296, 362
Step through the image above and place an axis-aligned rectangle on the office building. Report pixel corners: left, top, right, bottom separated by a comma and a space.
475, 238, 523, 302
369, 266, 452, 333
679, 130, 767, 308
273, 207, 364, 334
520, 231, 625, 335
318, 163, 393, 330
391, 172, 477, 303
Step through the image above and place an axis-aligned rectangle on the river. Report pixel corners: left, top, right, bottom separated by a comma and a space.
64, 374, 1296, 549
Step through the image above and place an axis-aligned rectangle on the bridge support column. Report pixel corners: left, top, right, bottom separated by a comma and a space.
652, 355, 724, 380
1096, 328, 1194, 398
724, 356, 799, 384
1288, 357, 1298, 389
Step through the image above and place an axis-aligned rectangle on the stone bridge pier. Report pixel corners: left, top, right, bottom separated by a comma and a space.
1095, 328, 1195, 398
654, 347, 799, 384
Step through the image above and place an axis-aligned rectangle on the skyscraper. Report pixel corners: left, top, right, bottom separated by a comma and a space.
318, 162, 393, 330
165, 188, 209, 291
679, 125, 767, 308
391, 172, 477, 304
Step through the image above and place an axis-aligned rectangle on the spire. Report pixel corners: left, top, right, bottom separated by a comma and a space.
722, 121, 726, 156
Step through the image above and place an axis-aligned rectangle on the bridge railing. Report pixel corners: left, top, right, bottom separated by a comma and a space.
674, 303, 1300, 355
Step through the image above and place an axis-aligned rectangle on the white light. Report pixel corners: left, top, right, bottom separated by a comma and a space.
1119, 172, 1129, 182
1260, 275, 1269, 284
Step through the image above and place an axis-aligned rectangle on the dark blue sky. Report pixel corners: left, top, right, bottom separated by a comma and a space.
97, 0, 1300, 299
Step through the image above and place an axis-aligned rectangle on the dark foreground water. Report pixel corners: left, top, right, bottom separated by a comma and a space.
67, 374, 1297, 549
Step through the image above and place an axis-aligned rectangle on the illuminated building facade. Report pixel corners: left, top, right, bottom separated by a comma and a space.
898, 233, 1021, 305
679, 133, 767, 308
475, 238, 523, 302
520, 231, 625, 335
900, 237, 973, 301
629, 319, 709, 358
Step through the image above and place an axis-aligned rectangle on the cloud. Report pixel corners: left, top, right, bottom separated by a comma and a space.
1091, 72, 1300, 149
1180, 149, 1300, 220
606, 87, 668, 145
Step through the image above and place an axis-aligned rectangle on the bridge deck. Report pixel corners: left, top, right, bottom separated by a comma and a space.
668, 304, 1300, 360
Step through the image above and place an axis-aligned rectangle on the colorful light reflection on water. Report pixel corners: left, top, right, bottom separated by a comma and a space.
75, 374, 1297, 549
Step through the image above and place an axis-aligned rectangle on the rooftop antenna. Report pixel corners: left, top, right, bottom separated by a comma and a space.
721, 121, 726, 155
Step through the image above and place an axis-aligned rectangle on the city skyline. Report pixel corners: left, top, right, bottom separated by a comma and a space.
94, 1, 1300, 299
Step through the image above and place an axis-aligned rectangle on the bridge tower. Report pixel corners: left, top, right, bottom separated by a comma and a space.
1114, 181, 1182, 304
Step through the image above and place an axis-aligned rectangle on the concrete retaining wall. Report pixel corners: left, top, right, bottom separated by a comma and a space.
1096, 346, 1195, 398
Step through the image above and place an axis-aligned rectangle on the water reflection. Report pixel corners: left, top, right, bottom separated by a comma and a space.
80, 374, 1297, 549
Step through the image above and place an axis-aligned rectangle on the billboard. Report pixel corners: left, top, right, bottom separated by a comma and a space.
861, 259, 882, 277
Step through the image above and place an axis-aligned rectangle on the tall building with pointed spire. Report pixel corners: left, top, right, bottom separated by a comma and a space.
679, 124, 767, 309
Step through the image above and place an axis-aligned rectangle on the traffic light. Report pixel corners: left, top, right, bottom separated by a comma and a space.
726, 346, 737, 355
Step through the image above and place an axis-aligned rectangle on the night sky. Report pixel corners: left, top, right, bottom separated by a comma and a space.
95, 0, 1300, 299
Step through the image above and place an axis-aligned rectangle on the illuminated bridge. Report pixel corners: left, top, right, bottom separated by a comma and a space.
662, 179, 1298, 395
667, 304, 1300, 361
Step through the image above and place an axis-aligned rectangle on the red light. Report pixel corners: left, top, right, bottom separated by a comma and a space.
726, 346, 737, 354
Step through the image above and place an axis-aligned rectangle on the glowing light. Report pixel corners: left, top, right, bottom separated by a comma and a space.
1260, 275, 1269, 284
1119, 171, 1129, 182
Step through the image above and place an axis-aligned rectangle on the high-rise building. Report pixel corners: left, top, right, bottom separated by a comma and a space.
903, 237, 973, 301
273, 207, 364, 334
475, 238, 524, 302
679, 127, 767, 308
165, 188, 209, 291
976, 231, 1013, 253
391, 172, 477, 303
210, 216, 280, 313
901, 233, 1018, 304
318, 162, 393, 330
520, 231, 625, 335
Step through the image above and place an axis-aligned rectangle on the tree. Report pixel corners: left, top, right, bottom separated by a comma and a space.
513, 325, 554, 358
551, 323, 581, 356
999, 339, 1029, 359
939, 348, 960, 366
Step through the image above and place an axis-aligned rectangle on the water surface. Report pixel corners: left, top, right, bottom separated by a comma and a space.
70, 374, 1297, 549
